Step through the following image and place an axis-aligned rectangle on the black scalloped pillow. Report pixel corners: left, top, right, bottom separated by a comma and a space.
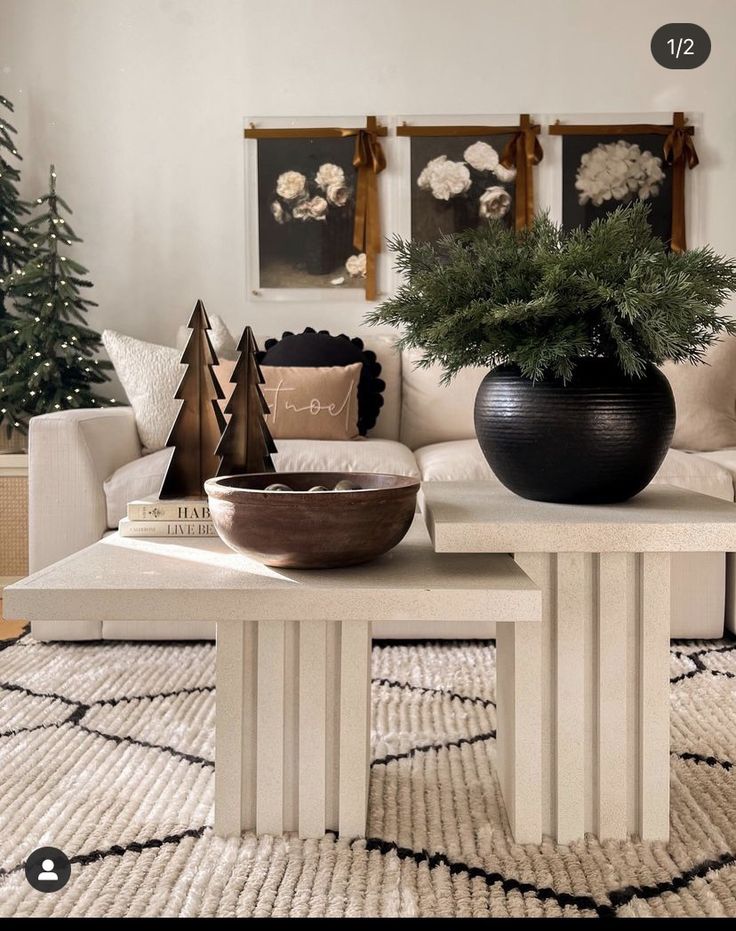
258, 328, 385, 436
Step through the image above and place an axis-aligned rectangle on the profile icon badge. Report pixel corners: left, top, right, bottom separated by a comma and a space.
24, 847, 71, 893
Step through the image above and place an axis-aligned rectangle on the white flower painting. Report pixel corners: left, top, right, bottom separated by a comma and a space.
314, 163, 345, 190
411, 134, 516, 242
479, 185, 512, 219
417, 155, 472, 200
273, 165, 351, 224
345, 252, 367, 278
463, 141, 500, 173
493, 162, 517, 183
257, 136, 362, 290
562, 132, 672, 245
575, 140, 666, 207
276, 170, 307, 201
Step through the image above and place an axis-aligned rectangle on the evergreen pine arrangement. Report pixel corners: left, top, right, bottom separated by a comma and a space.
0, 164, 111, 433
0, 95, 30, 439
367, 205, 736, 382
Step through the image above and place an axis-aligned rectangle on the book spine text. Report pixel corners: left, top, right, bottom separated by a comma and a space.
119, 520, 218, 538
127, 503, 211, 521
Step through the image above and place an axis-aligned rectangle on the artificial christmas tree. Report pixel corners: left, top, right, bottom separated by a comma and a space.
0, 95, 30, 446
216, 326, 276, 476
0, 164, 110, 435
160, 300, 227, 498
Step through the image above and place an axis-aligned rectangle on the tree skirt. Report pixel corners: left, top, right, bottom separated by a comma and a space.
1, 632, 735, 917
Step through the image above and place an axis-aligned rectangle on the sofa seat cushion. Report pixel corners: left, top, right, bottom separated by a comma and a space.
103, 439, 418, 528
415, 439, 734, 502
696, 449, 736, 490
415, 439, 497, 482
273, 438, 419, 479
654, 448, 734, 502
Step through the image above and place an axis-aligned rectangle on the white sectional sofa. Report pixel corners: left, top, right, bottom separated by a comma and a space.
28, 334, 736, 641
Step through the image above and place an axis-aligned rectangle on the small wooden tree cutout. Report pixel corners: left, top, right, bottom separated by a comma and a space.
216, 326, 277, 476
160, 300, 227, 498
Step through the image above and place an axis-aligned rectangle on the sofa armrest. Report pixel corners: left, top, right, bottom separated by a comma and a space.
29, 407, 141, 571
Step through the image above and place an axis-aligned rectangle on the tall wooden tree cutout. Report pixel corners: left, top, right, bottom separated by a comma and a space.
160, 300, 227, 498
216, 326, 277, 475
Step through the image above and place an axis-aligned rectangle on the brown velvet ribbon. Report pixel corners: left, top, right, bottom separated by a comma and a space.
499, 116, 543, 230
340, 120, 386, 300
244, 118, 387, 300
663, 114, 699, 253
549, 113, 698, 252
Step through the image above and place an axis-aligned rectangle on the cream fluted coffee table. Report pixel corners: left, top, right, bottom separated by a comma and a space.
4, 515, 540, 840
422, 482, 736, 845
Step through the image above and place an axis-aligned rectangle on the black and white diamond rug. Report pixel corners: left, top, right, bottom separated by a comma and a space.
1, 631, 736, 917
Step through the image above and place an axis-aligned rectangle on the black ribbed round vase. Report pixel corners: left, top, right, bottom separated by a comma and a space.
474, 359, 676, 504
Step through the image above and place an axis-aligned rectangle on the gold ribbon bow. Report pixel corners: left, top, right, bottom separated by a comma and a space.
342, 120, 386, 300
663, 114, 698, 253
499, 115, 543, 230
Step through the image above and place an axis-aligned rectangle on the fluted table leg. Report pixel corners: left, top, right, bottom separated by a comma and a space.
215, 618, 372, 839
497, 552, 671, 844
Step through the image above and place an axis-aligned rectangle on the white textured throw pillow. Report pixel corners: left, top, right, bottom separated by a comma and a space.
103, 317, 237, 450
102, 331, 181, 451
176, 313, 237, 359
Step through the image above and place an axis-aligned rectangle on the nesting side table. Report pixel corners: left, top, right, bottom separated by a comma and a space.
4, 515, 540, 839
423, 482, 736, 845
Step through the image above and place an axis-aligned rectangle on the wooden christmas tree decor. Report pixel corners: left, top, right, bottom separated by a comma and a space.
216, 326, 277, 476
159, 300, 227, 499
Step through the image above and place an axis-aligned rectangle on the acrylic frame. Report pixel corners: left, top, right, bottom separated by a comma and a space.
545, 112, 702, 250
243, 115, 392, 304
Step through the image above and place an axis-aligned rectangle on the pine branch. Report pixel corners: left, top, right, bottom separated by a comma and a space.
367, 204, 736, 382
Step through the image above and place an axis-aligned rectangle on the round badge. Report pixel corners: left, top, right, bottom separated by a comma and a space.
24, 846, 71, 893
650, 24, 711, 70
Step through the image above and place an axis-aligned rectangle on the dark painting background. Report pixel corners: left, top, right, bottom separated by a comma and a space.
257, 136, 361, 289
562, 133, 673, 244
410, 134, 516, 243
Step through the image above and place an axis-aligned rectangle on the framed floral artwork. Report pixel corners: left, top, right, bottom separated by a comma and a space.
397, 116, 542, 244
550, 113, 698, 251
244, 117, 386, 300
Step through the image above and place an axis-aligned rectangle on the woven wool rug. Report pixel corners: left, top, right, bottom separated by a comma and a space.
1, 632, 736, 918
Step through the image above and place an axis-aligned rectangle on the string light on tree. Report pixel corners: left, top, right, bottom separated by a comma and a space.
0, 93, 31, 442
0, 164, 111, 433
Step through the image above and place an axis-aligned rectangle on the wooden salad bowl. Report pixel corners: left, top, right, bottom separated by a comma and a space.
204, 471, 420, 569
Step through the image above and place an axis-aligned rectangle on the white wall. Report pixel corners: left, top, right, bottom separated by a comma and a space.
2, 0, 735, 359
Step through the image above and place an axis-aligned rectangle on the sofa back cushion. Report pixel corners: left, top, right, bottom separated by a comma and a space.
662, 336, 736, 452
400, 348, 486, 450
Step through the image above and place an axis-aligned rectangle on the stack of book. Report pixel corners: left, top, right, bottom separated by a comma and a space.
118, 497, 218, 538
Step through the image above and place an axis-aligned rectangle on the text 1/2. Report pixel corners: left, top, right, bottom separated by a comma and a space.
666, 37, 694, 60
651, 24, 710, 70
